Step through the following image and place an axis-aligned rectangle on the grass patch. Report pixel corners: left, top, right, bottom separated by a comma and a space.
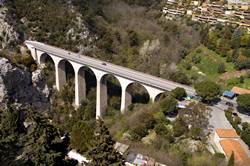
179, 45, 235, 81
225, 77, 250, 90
179, 45, 241, 90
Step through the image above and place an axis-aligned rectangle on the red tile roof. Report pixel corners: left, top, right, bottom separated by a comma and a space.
220, 139, 250, 166
216, 129, 239, 138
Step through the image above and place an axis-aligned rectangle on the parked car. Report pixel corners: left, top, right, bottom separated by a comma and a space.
232, 112, 238, 117
225, 102, 234, 107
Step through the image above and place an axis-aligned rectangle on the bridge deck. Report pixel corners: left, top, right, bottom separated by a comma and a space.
25, 41, 196, 95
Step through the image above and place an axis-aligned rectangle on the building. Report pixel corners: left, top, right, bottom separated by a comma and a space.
213, 129, 250, 166
223, 91, 235, 99
114, 142, 130, 155
219, 139, 250, 165
67, 150, 90, 164
231, 86, 250, 95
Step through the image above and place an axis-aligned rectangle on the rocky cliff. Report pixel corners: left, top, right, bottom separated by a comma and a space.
0, 57, 50, 110
0, 5, 19, 49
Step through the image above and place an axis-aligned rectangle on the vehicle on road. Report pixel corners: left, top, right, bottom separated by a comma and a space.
232, 112, 238, 117
225, 102, 234, 107
102, 62, 107, 66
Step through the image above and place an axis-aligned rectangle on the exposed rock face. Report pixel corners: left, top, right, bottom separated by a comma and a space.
0, 6, 18, 49
32, 65, 51, 99
0, 57, 50, 110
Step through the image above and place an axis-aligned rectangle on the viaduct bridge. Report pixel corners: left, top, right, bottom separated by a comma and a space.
25, 41, 196, 118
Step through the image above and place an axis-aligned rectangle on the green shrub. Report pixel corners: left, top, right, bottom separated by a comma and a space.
171, 87, 187, 100
234, 116, 241, 125
153, 111, 169, 124
173, 117, 188, 137
213, 153, 225, 158
192, 55, 201, 64
240, 123, 250, 147
224, 109, 242, 134
159, 95, 177, 115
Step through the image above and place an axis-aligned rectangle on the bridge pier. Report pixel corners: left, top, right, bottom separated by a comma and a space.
121, 87, 132, 113
54, 58, 66, 91
117, 76, 133, 113
75, 69, 86, 107
90, 68, 107, 119
96, 79, 108, 118
69, 62, 87, 107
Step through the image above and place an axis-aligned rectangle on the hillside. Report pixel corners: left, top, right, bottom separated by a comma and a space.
2, 0, 201, 79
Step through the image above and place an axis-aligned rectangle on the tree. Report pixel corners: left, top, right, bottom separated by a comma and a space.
218, 63, 225, 73
237, 94, 250, 113
0, 105, 22, 165
159, 95, 177, 115
87, 119, 124, 166
21, 110, 65, 165
60, 83, 75, 105
70, 122, 94, 154
171, 87, 187, 100
173, 117, 188, 137
170, 71, 191, 85
239, 76, 244, 84
228, 152, 234, 166
178, 102, 211, 140
128, 30, 139, 47
241, 127, 250, 147
194, 80, 221, 102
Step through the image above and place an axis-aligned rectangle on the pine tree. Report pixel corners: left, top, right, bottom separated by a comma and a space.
228, 152, 234, 166
87, 119, 125, 166
21, 110, 65, 165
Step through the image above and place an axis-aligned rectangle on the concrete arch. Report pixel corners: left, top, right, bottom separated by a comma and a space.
39, 53, 55, 65
154, 92, 168, 102
143, 85, 164, 102
72, 63, 97, 107
56, 59, 75, 90
100, 74, 122, 112
125, 82, 150, 104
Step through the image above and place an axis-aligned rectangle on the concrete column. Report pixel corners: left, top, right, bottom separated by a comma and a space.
53, 57, 66, 91
144, 85, 164, 102
117, 76, 133, 114
121, 87, 132, 113
75, 69, 86, 107
70, 62, 86, 107
96, 79, 108, 118
90, 68, 107, 119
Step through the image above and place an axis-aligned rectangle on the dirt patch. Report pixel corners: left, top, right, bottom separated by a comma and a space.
219, 69, 250, 80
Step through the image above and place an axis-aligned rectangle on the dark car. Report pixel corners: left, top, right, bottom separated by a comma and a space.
102, 62, 107, 66
232, 112, 238, 117
225, 102, 234, 107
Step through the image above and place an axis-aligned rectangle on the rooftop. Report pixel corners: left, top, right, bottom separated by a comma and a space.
223, 91, 235, 98
215, 129, 239, 138
231, 86, 250, 95
219, 139, 250, 165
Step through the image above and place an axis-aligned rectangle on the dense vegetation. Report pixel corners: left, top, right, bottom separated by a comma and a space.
1, 0, 250, 165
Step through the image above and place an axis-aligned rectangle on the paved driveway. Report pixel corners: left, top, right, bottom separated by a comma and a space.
209, 106, 232, 131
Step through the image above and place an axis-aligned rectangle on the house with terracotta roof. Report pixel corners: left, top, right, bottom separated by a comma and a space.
219, 139, 250, 165
231, 86, 250, 95
213, 129, 250, 166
